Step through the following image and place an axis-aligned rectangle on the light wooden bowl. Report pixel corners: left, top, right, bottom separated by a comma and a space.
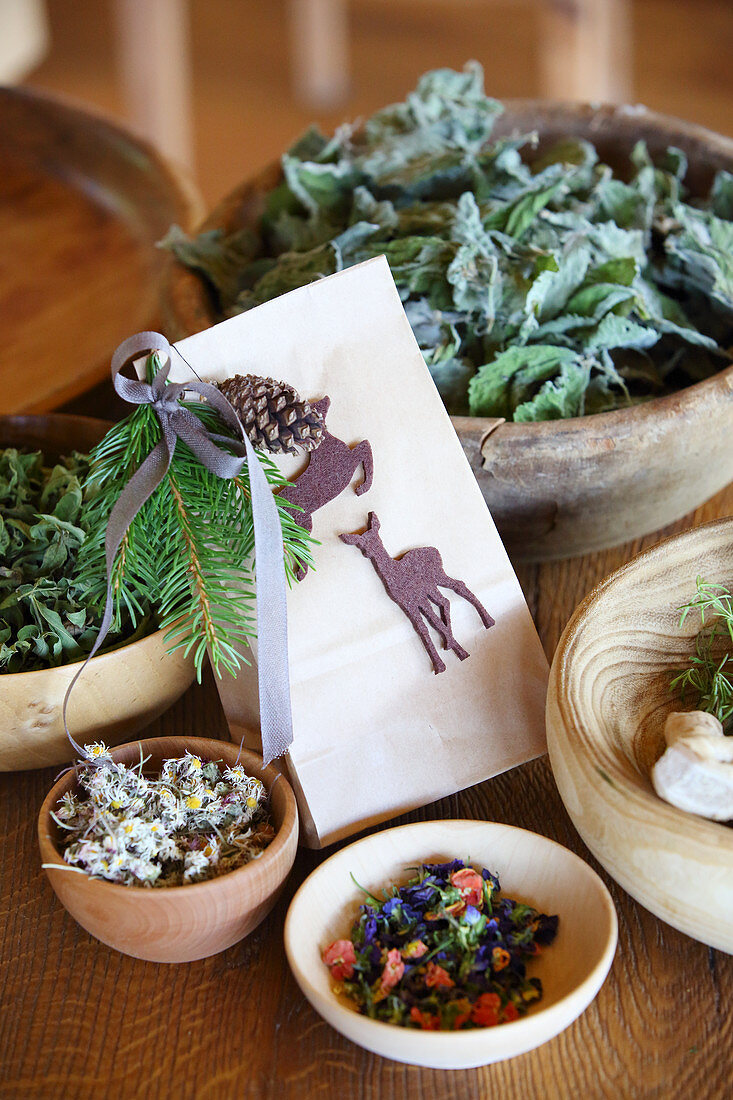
284, 819, 616, 1068
160, 103, 733, 562
0, 415, 196, 771
546, 517, 733, 953
39, 737, 299, 963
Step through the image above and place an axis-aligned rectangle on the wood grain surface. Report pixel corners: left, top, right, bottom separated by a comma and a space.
1, 460, 731, 1099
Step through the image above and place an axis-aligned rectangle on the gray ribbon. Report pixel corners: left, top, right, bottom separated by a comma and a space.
63, 331, 293, 767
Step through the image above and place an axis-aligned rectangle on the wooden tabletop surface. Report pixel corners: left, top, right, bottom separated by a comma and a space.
1, 422, 731, 1099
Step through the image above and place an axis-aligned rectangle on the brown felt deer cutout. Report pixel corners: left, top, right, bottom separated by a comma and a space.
340, 511, 494, 674
279, 396, 374, 579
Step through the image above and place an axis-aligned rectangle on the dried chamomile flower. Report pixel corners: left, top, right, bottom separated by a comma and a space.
55, 746, 274, 887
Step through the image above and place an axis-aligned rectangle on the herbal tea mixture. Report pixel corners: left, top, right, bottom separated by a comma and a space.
164, 63, 733, 423
671, 577, 733, 730
0, 447, 147, 673
52, 744, 274, 886
321, 859, 558, 1030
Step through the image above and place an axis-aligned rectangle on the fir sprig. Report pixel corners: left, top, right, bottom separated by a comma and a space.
671, 577, 733, 729
76, 355, 314, 680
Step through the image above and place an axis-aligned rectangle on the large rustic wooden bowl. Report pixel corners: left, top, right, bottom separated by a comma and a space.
546, 517, 733, 952
0, 415, 196, 771
39, 738, 299, 962
0, 85, 202, 414
161, 103, 733, 562
284, 819, 616, 1068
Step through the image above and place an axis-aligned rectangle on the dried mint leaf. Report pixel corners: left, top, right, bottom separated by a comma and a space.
0, 448, 147, 673
163, 62, 733, 422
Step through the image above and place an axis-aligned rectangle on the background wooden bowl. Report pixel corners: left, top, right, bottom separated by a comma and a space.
39, 737, 299, 962
161, 103, 733, 562
0, 86, 202, 415
546, 517, 733, 952
0, 415, 196, 771
284, 819, 617, 1068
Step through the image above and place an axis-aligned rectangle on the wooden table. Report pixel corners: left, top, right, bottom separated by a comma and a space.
1, 455, 731, 1099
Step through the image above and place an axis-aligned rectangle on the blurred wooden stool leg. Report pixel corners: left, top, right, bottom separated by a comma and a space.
113, 0, 194, 169
288, 0, 350, 107
538, 0, 633, 102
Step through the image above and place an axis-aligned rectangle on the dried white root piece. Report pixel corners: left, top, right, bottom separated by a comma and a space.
652, 710, 733, 821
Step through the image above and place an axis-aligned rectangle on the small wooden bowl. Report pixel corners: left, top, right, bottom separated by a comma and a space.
39, 737, 299, 962
546, 517, 733, 952
284, 819, 616, 1068
0, 414, 196, 771
161, 103, 733, 562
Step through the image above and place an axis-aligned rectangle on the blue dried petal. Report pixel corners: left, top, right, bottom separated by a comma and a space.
383, 897, 402, 916
423, 859, 466, 876
405, 882, 437, 905
481, 867, 500, 890
363, 914, 378, 943
464, 904, 482, 924
535, 914, 559, 944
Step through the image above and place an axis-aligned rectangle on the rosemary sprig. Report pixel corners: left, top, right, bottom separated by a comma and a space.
671, 577, 733, 729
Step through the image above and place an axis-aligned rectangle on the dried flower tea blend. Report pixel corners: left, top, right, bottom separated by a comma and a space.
0, 447, 150, 673
164, 63, 733, 423
322, 859, 558, 1029
50, 744, 274, 886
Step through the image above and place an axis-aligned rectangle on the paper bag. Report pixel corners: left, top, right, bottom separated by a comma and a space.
169, 257, 548, 847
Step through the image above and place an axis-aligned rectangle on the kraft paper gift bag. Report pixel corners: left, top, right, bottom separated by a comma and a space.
167, 256, 549, 847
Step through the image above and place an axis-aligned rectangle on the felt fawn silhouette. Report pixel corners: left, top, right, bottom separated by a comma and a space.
279, 396, 374, 580
340, 511, 494, 674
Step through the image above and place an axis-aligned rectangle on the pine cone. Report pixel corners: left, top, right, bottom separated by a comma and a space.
217, 374, 325, 455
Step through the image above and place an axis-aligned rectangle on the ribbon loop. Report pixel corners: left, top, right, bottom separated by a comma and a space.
64, 332, 293, 767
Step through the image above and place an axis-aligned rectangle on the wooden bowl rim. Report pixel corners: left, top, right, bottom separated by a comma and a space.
548, 515, 733, 849
1, 84, 204, 229
39, 736, 299, 898
0, 411, 114, 439
163, 99, 733, 440
0, 621, 183, 684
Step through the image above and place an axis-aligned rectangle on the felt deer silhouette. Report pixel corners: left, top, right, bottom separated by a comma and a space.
340, 512, 494, 674
279, 396, 374, 580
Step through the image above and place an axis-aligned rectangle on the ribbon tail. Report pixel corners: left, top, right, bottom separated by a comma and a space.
62, 435, 174, 759
242, 435, 293, 766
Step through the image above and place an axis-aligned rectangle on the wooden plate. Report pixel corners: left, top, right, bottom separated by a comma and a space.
0, 86, 202, 414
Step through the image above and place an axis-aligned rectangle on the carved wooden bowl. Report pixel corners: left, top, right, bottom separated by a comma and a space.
160, 103, 733, 562
39, 738, 299, 962
546, 517, 733, 952
0, 415, 196, 771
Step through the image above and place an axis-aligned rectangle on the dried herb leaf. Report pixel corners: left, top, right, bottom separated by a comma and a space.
163, 63, 733, 421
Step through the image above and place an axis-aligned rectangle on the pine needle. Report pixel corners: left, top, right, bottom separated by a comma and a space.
671, 576, 733, 729
75, 356, 315, 680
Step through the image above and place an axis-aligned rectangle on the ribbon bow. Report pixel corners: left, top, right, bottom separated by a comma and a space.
63, 331, 293, 767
